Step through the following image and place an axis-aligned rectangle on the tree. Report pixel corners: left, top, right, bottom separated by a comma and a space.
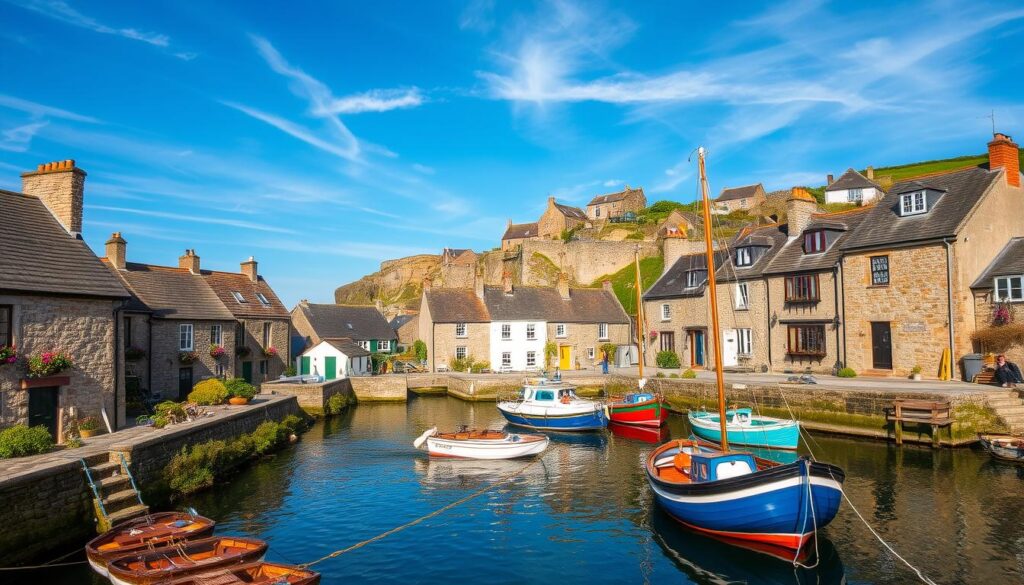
544, 341, 558, 368
413, 340, 427, 363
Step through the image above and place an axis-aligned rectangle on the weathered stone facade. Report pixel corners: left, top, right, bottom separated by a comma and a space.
236, 318, 290, 383
585, 187, 647, 220
537, 197, 588, 239
427, 322, 489, 370
20, 160, 85, 235
148, 319, 238, 400
0, 294, 123, 437
519, 239, 660, 286
546, 322, 630, 370
767, 269, 844, 374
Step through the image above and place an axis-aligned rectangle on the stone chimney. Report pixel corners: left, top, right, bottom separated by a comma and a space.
556, 272, 570, 300
21, 159, 86, 236
602, 280, 613, 293
663, 238, 710, 275
547, 196, 556, 208
786, 188, 818, 238
179, 249, 200, 274
826, 174, 833, 185
106, 232, 127, 270
422, 276, 432, 292
474, 265, 485, 300
989, 133, 1020, 188
240, 256, 258, 282
507, 218, 512, 228
502, 270, 513, 295
866, 166, 875, 180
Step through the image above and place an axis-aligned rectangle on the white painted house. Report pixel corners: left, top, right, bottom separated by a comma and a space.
489, 320, 547, 372
298, 338, 371, 380
824, 168, 884, 205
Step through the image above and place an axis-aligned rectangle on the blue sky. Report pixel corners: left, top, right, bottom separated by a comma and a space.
2, 0, 1023, 306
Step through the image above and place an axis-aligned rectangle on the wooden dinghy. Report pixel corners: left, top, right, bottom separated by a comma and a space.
161, 561, 320, 585
979, 433, 1024, 462
414, 426, 549, 459
106, 536, 267, 585
86, 511, 216, 576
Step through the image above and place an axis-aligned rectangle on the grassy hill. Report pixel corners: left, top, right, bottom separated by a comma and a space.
590, 255, 664, 316
865, 148, 1023, 187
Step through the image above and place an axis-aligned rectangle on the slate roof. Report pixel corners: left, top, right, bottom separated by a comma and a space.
108, 263, 235, 320
587, 187, 644, 206
423, 289, 490, 323
554, 202, 588, 221
826, 168, 883, 192
323, 338, 371, 357
296, 303, 397, 341
502, 222, 539, 240
971, 238, 1024, 289
204, 271, 289, 319
483, 286, 628, 323
390, 314, 416, 330
717, 184, 762, 202
765, 207, 872, 275
841, 167, 1001, 251
644, 251, 730, 300
0, 190, 128, 298
715, 224, 789, 282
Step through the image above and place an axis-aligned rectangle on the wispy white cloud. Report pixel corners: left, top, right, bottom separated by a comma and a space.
411, 163, 435, 175
222, 101, 361, 161
87, 205, 296, 234
0, 120, 47, 151
319, 88, 424, 115
460, 0, 496, 33
603, 179, 622, 187
0, 93, 99, 123
7, 0, 188, 53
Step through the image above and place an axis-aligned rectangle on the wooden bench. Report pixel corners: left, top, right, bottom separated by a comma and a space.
886, 399, 953, 447
974, 367, 997, 385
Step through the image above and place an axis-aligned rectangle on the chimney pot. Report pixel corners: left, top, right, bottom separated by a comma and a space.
989, 132, 1020, 188
602, 280, 613, 293
240, 256, 258, 282
786, 187, 818, 238
21, 159, 86, 236
179, 249, 201, 274
866, 166, 874, 180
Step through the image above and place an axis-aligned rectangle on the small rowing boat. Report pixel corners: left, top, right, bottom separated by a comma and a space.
497, 378, 606, 431
413, 426, 549, 459
106, 535, 267, 585
161, 561, 321, 585
979, 433, 1024, 463
85, 511, 216, 577
688, 408, 800, 450
607, 392, 669, 428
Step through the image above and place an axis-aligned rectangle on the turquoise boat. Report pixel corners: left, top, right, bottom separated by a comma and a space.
687, 408, 800, 450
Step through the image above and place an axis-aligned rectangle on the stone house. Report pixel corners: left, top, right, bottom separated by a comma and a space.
970, 238, 1024, 367
299, 339, 371, 380
714, 184, 766, 215
840, 133, 1024, 378
501, 221, 539, 252
1, 160, 129, 441
389, 313, 419, 348
439, 247, 478, 288
291, 301, 397, 357
418, 280, 491, 371
657, 209, 700, 238
824, 168, 884, 205
537, 197, 590, 239
585, 186, 647, 221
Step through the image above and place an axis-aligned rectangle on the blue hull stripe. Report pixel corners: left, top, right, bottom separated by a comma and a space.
499, 410, 607, 431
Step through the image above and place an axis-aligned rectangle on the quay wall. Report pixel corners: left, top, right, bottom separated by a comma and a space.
260, 378, 354, 415
349, 376, 407, 401
0, 395, 300, 565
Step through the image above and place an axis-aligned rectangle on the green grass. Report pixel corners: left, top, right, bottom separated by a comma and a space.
590, 255, 663, 315
865, 149, 1023, 184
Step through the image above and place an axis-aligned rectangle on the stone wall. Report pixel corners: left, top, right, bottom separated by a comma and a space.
429, 322, 489, 372
0, 293, 122, 437
236, 317, 290, 383
261, 378, 353, 413
349, 376, 407, 401
519, 240, 660, 286
546, 322, 630, 371
149, 318, 237, 400
643, 292, 709, 369
767, 269, 844, 374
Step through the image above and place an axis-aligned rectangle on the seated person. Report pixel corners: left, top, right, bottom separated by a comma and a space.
994, 354, 1024, 387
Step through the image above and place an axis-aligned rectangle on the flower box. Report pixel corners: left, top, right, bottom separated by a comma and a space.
210, 345, 226, 359
0, 345, 17, 366
26, 351, 73, 378
262, 346, 278, 358
179, 351, 200, 364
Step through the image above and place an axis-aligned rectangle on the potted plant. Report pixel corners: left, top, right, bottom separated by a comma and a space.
210, 344, 226, 359
178, 351, 199, 364
26, 351, 73, 378
226, 378, 257, 405
262, 346, 278, 358
77, 416, 100, 438
124, 346, 146, 361
911, 365, 923, 381
0, 345, 17, 366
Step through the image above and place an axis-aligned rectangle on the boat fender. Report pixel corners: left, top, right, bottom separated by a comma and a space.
413, 427, 437, 449
560, 395, 571, 405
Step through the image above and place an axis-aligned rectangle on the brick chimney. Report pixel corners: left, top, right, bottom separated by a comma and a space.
989, 133, 1020, 188
240, 256, 258, 282
786, 188, 818, 238
866, 166, 875, 180
474, 266, 485, 300
105, 232, 127, 270
502, 270, 513, 295
21, 159, 86, 236
826, 174, 833, 185
556, 272, 570, 300
179, 249, 201, 274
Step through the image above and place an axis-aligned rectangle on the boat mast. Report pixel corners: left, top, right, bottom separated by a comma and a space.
697, 147, 729, 451
634, 249, 645, 380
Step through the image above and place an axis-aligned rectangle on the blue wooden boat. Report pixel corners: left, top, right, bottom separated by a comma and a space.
496, 379, 606, 431
688, 408, 800, 450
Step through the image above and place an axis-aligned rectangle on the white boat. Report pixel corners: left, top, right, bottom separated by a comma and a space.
496, 378, 607, 431
413, 426, 549, 459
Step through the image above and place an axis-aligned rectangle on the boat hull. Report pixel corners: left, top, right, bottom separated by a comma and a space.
608, 397, 668, 427
647, 450, 843, 551
497, 404, 606, 431
426, 434, 549, 459
979, 434, 1024, 462
688, 411, 800, 450
85, 511, 216, 578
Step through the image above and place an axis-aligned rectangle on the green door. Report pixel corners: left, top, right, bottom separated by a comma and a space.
324, 356, 337, 380
28, 387, 59, 440
300, 356, 310, 375
242, 361, 253, 383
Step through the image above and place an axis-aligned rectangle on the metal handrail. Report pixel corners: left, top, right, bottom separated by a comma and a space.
80, 459, 108, 521
118, 452, 146, 507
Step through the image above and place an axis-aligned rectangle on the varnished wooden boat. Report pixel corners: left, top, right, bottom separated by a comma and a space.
161, 561, 321, 585
979, 433, 1024, 462
86, 511, 216, 576
414, 426, 549, 459
106, 535, 267, 585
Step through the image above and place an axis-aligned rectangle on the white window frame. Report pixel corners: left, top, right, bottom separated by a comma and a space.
556, 323, 567, 338
848, 188, 863, 202
378, 339, 391, 352
736, 282, 749, 310
661, 303, 671, 321
501, 352, 512, 368
598, 322, 609, 340
526, 351, 536, 368
210, 324, 222, 346
595, 206, 601, 218
358, 340, 370, 351
455, 346, 467, 360
587, 347, 595, 359
735, 247, 753, 267
501, 323, 511, 340
737, 328, 752, 356
179, 323, 194, 351
215, 363, 226, 377
255, 292, 270, 306
455, 322, 467, 338
262, 322, 272, 347
995, 275, 1024, 302
900, 191, 926, 216
526, 323, 536, 340
231, 291, 247, 303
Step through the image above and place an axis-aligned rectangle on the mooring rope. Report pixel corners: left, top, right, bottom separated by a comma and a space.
0, 560, 87, 571
777, 390, 940, 585
300, 444, 561, 569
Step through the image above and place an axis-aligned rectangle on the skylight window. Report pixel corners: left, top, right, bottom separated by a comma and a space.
735, 247, 753, 267
255, 292, 270, 306
900, 191, 927, 216
231, 291, 247, 303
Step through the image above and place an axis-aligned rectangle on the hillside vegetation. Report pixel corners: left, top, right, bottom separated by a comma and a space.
590, 256, 664, 316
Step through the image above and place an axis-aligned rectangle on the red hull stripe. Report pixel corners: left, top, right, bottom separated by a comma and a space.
676, 520, 811, 550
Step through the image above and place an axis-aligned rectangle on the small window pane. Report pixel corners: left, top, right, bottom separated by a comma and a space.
662, 304, 671, 320
456, 323, 466, 337
871, 256, 889, 286
455, 346, 466, 360
232, 291, 247, 303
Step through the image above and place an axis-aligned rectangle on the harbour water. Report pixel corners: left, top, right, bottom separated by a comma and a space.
51, 396, 1024, 584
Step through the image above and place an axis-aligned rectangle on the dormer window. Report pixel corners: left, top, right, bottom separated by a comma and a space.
803, 230, 827, 254
685, 270, 706, 289
735, 247, 753, 267
900, 191, 926, 216
231, 291, 247, 303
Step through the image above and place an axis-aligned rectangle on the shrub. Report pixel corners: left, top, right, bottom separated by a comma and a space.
681, 369, 697, 379
544, 342, 558, 368
77, 416, 99, 431
599, 343, 617, 362
326, 392, 351, 415
413, 340, 428, 363
281, 414, 307, 434
26, 351, 73, 378
837, 367, 857, 378
225, 378, 257, 400
470, 360, 490, 373
912, 365, 923, 375
451, 356, 473, 372
189, 378, 228, 405
656, 351, 681, 369
251, 421, 286, 455
669, 373, 679, 378
0, 425, 54, 458
655, 372, 665, 378
284, 365, 297, 377
152, 401, 188, 428
65, 437, 82, 449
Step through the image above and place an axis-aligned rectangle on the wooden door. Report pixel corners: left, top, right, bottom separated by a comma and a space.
242, 361, 253, 383
300, 356, 310, 375
177, 367, 193, 401
325, 356, 337, 380
689, 330, 707, 368
28, 387, 59, 440
559, 346, 571, 370
871, 322, 893, 369
722, 329, 738, 367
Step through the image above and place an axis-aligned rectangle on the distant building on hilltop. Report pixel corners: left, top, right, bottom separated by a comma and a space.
538, 197, 589, 239
714, 183, 766, 215
824, 168, 884, 205
586, 186, 647, 220
501, 221, 539, 251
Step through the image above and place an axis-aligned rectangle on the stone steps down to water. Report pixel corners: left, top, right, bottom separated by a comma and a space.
85, 455, 148, 532
982, 390, 1024, 433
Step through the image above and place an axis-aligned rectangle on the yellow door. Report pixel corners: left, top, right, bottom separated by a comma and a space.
559, 346, 571, 370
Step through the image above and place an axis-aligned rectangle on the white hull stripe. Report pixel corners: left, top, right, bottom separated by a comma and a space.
689, 416, 797, 432
650, 475, 843, 504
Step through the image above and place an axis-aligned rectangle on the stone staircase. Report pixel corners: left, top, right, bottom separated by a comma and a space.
82, 453, 149, 532
982, 389, 1024, 434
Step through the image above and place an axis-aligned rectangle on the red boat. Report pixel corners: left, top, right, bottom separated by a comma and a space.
609, 420, 670, 443
607, 392, 668, 427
